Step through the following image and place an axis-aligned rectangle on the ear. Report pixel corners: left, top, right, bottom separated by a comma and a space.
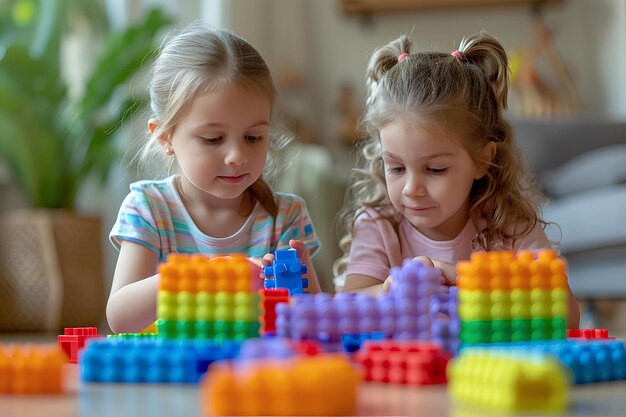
148, 118, 172, 148
474, 141, 496, 180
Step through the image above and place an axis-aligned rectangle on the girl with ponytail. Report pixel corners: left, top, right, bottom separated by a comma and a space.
335, 32, 578, 327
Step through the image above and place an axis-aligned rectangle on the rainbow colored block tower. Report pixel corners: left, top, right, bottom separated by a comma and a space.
457, 249, 568, 345
157, 254, 262, 340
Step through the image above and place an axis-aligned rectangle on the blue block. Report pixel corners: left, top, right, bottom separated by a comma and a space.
80, 338, 241, 384
341, 332, 385, 353
263, 249, 308, 295
466, 339, 626, 384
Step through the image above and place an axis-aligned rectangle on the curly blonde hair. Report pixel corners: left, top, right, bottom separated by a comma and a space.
334, 32, 547, 277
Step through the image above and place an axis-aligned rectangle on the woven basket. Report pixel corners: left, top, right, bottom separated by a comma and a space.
0, 210, 105, 331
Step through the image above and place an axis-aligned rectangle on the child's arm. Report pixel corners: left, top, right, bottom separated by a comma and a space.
106, 241, 160, 334
343, 274, 386, 295
566, 285, 581, 329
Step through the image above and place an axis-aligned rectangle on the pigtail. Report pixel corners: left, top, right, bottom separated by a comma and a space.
458, 32, 510, 110
365, 35, 412, 107
249, 177, 278, 219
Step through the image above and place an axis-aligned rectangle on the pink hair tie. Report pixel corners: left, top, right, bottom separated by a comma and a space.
397, 53, 410, 63
451, 50, 464, 61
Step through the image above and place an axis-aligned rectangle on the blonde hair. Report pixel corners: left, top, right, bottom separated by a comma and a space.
334, 32, 546, 276
135, 23, 291, 218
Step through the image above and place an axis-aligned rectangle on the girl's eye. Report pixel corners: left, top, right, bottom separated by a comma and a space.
386, 166, 405, 175
245, 135, 263, 143
201, 137, 222, 144
428, 167, 448, 174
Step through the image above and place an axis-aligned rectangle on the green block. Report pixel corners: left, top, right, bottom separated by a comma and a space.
460, 320, 491, 344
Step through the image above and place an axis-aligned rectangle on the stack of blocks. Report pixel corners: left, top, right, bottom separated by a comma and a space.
457, 249, 568, 345
80, 254, 266, 384
157, 254, 262, 340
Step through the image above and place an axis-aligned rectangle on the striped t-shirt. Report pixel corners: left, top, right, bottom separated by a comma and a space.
110, 176, 320, 262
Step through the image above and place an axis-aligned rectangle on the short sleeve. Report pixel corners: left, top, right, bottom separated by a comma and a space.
109, 188, 160, 255
344, 211, 398, 282
512, 222, 556, 253
276, 197, 321, 257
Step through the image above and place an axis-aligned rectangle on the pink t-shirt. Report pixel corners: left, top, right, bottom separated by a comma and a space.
345, 207, 552, 281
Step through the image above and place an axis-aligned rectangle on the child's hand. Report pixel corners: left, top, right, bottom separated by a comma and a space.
247, 256, 273, 280
248, 255, 273, 269
431, 259, 457, 286
413, 256, 457, 286
250, 240, 312, 281
413, 255, 435, 268
382, 275, 393, 294
287, 239, 308, 261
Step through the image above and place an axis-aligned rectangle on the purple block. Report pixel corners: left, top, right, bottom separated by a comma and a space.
237, 338, 295, 361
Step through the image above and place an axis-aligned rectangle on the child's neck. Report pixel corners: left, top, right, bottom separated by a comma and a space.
175, 176, 255, 238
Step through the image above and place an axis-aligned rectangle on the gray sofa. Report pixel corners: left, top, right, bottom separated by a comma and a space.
512, 118, 626, 300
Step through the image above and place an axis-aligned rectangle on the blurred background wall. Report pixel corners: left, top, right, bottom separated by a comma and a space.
2, 0, 625, 331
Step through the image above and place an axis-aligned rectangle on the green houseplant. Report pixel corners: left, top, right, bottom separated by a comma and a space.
0, 0, 171, 331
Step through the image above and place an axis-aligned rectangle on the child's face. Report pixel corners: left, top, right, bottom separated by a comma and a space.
165, 84, 271, 201
380, 119, 483, 241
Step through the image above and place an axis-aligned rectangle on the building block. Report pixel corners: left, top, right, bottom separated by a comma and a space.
58, 327, 103, 364
202, 355, 360, 416
341, 332, 385, 353
276, 259, 442, 344
430, 286, 460, 352
0, 344, 66, 394
448, 348, 570, 412
567, 328, 615, 340
473, 339, 626, 384
159, 254, 262, 293
107, 333, 159, 340
80, 338, 241, 384
355, 340, 451, 385
259, 288, 289, 335
456, 250, 568, 346
263, 249, 308, 295
156, 319, 260, 341
156, 254, 262, 340
235, 337, 321, 363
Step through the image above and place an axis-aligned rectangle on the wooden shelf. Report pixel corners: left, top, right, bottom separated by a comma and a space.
342, 0, 561, 14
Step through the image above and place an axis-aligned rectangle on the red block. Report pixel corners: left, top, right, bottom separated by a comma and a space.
58, 327, 103, 363
259, 288, 289, 334
567, 328, 614, 340
356, 340, 451, 385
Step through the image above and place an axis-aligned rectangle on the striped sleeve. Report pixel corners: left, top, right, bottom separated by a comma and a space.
109, 187, 161, 255
276, 195, 321, 257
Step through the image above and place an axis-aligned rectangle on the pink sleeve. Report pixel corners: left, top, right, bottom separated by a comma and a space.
512, 222, 557, 253
345, 211, 400, 281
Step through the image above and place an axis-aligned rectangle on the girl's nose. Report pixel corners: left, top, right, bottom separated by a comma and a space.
224, 142, 247, 166
402, 174, 426, 197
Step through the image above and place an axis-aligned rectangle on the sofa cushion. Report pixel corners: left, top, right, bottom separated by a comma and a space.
543, 185, 626, 253
543, 144, 626, 197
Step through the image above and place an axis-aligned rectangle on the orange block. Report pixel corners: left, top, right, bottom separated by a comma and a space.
203, 355, 360, 416
0, 344, 66, 394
